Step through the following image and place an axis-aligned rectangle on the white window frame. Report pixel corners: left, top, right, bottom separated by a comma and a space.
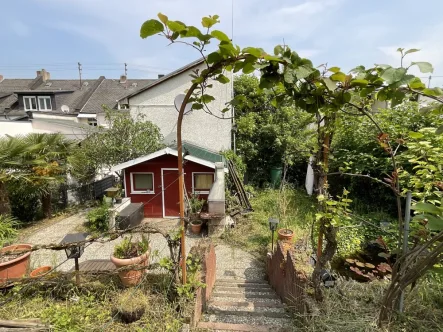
192, 172, 215, 194
23, 96, 37, 111
38, 96, 52, 111
88, 118, 98, 126
130, 172, 154, 194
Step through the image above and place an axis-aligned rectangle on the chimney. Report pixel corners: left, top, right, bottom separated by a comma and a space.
120, 75, 127, 84
36, 69, 50, 82
158, 74, 165, 78
0, 75, 3, 83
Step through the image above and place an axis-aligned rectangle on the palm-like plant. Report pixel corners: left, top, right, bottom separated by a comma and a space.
0, 133, 73, 218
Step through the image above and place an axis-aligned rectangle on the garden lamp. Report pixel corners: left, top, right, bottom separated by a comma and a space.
60, 232, 88, 285
268, 217, 279, 252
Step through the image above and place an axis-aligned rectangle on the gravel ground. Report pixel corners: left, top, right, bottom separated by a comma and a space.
24, 212, 204, 272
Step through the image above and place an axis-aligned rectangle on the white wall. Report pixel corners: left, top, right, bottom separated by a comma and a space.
0, 121, 33, 136
129, 63, 232, 152
31, 119, 88, 140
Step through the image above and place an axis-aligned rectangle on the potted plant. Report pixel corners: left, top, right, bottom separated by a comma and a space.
30, 266, 52, 278
0, 244, 32, 284
110, 235, 150, 287
277, 183, 294, 242
190, 220, 203, 234
115, 188, 122, 204
188, 194, 204, 234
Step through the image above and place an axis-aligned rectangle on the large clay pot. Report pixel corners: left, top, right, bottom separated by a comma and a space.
190, 220, 202, 234
30, 266, 52, 278
0, 244, 32, 283
110, 252, 149, 287
278, 229, 294, 242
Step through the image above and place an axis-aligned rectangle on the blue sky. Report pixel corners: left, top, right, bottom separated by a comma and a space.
2, 0, 443, 86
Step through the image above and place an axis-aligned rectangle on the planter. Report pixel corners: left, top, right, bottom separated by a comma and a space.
0, 244, 32, 283
278, 229, 294, 242
190, 220, 202, 234
30, 266, 52, 278
115, 197, 122, 204
110, 251, 149, 287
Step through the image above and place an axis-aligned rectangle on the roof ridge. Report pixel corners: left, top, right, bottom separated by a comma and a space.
76, 76, 105, 112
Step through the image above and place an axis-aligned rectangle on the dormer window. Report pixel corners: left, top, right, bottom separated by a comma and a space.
24, 96, 37, 111
38, 96, 52, 111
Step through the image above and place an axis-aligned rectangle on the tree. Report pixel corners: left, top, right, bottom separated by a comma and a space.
234, 75, 315, 185
69, 109, 164, 184
0, 133, 72, 219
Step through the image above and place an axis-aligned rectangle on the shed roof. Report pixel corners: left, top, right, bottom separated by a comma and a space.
111, 147, 227, 173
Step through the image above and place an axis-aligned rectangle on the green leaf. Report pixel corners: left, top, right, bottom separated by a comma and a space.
191, 103, 204, 110
157, 13, 168, 24
242, 62, 255, 75
242, 47, 262, 58
284, 68, 294, 83
412, 202, 442, 215
404, 48, 420, 55
423, 88, 443, 96
323, 78, 338, 91
381, 68, 406, 84
185, 26, 203, 38
411, 62, 434, 74
295, 65, 314, 79
140, 19, 164, 38
330, 72, 346, 83
408, 77, 426, 90
211, 30, 230, 42
215, 74, 230, 84
201, 94, 215, 104
263, 54, 281, 62
436, 125, 443, 135
408, 131, 424, 139
202, 16, 218, 28
207, 52, 223, 64
167, 20, 186, 32
328, 67, 340, 73
274, 45, 284, 55
219, 42, 238, 56
350, 79, 369, 87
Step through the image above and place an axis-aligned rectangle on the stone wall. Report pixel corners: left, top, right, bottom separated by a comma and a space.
267, 241, 311, 314
189, 240, 216, 327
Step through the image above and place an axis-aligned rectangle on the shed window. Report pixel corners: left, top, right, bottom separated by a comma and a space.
193, 173, 214, 194
24, 96, 37, 111
131, 173, 154, 194
38, 96, 52, 111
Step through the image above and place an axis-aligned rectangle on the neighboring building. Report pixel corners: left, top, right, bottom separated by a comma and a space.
111, 147, 219, 218
0, 70, 154, 137
118, 58, 233, 152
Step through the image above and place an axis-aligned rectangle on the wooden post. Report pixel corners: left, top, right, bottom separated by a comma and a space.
74, 257, 80, 285
177, 83, 198, 285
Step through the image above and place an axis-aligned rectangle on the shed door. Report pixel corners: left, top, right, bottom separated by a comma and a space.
161, 168, 180, 218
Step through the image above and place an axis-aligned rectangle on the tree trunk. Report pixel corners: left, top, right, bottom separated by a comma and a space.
41, 192, 52, 219
0, 182, 11, 215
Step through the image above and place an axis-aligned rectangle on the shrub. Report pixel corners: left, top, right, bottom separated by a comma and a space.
113, 235, 150, 259
0, 215, 18, 247
7, 182, 42, 222
86, 203, 109, 233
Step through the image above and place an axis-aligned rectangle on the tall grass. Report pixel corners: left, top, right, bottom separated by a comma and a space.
224, 188, 316, 257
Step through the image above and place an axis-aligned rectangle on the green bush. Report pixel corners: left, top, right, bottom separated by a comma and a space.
7, 182, 42, 222
86, 203, 109, 233
0, 215, 18, 247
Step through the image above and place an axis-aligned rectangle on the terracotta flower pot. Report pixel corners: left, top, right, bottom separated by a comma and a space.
110, 252, 149, 287
190, 220, 202, 234
278, 229, 294, 242
0, 244, 32, 283
30, 266, 52, 278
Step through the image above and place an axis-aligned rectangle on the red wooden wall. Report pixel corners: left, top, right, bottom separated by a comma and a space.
124, 154, 214, 218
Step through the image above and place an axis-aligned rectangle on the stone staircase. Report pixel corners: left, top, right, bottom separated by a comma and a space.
196, 278, 292, 331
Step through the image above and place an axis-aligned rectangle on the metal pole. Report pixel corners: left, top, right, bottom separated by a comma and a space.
399, 191, 411, 313
74, 257, 80, 285
271, 230, 274, 252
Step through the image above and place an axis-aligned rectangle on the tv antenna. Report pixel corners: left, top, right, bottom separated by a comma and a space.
174, 94, 193, 115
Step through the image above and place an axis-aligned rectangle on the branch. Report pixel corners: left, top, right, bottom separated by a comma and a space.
327, 171, 395, 191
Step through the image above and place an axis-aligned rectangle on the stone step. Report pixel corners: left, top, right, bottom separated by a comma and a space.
217, 278, 269, 285
215, 282, 271, 290
214, 286, 274, 293
211, 295, 282, 304
196, 321, 290, 332
209, 300, 285, 310
202, 313, 293, 329
207, 305, 289, 318
211, 291, 280, 300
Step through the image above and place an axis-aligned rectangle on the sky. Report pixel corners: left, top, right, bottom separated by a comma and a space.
1, 0, 443, 86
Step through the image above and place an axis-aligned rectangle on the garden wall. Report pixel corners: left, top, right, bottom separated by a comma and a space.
267, 240, 311, 314
189, 240, 216, 327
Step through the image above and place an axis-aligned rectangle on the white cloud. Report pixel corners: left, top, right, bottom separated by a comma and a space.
11, 21, 30, 37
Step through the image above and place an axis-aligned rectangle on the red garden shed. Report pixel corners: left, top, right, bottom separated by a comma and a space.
111, 147, 222, 218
